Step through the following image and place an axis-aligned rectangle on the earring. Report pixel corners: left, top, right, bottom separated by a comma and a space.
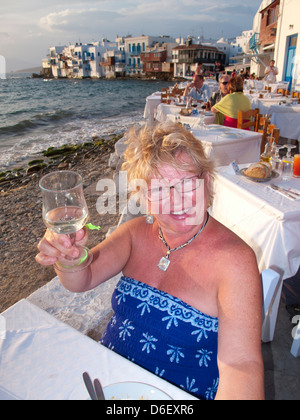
145, 214, 154, 224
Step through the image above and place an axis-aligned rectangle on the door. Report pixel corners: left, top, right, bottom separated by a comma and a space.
285, 35, 298, 91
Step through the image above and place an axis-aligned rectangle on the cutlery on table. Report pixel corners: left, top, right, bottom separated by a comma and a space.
82, 372, 105, 400
269, 184, 298, 200
270, 184, 300, 197
93, 378, 105, 401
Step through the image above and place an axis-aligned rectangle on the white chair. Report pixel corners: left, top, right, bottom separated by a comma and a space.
291, 318, 300, 357
261, 269, 282, 343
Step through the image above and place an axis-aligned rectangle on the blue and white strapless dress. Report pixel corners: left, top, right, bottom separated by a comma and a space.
100, 276, 219, 400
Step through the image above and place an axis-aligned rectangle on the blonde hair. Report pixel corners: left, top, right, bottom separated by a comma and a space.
122, 121, 215, 184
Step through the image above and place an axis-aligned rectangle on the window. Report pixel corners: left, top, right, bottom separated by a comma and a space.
267, 5, 279, 26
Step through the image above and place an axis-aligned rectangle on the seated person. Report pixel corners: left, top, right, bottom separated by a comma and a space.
183, 75, 210, 103
210, 74, 230, 107
36, 122, 264, 401
211, 76, 251, 128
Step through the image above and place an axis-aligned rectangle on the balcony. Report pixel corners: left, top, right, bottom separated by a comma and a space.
249, 33, 260, 54
101, 57, 115, 67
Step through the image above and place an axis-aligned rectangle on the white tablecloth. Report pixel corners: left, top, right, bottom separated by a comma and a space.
247, 95, 285, 115
210, 165, 300, 280
270, 105, 300, 142
245, 80, 289, 93
144, 84, 219, 125
0, 300, 197, 400
191, 125, 262, 167
156, 103, 215, 126
143, 92, 162, 124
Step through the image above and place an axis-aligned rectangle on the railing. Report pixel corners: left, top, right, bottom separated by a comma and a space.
249, 33, 260, 53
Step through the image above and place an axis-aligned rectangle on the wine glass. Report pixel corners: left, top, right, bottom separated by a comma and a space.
39, 170, 93, 272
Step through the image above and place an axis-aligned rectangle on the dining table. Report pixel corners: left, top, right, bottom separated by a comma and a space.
144, 82, 219, 125
245, 91, 289, 115
0, 299, 197, 400
155, 103, 216, 126
191, 125, 262, 167
143, 92, 163, 125
210, 164, 300, 281
270, 104, 300, 144
244, 80, 290, 94
210, 164, 300, 356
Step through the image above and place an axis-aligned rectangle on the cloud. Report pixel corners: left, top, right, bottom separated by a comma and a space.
1, 0, 262, 70
39, 9, 96, 32
39, 8, 120, 34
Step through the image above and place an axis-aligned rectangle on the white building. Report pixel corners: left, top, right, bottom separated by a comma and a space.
274, 0, 300, 91
45, 40, 117, 79
249, 0, 300, 90
124, 35, 176, 76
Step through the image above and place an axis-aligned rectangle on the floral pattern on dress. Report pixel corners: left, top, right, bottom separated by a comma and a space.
100, 276, 219, 400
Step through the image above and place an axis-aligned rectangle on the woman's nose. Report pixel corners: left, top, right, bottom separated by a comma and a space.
169, 186, 183, 208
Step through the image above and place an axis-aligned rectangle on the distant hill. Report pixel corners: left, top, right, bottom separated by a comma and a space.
14, 67, 42, 74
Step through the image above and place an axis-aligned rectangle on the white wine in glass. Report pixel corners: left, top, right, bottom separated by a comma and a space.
39, 170, 93, 272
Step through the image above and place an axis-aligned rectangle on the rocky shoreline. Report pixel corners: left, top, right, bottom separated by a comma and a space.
0, 134, 124, 313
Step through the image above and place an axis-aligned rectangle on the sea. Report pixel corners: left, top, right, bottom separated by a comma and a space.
0, 73, 172, 172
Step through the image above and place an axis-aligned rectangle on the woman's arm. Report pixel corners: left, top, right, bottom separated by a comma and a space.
215, 244, 265, 400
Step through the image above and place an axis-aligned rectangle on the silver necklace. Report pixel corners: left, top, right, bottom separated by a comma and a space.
157, 212, 209, 271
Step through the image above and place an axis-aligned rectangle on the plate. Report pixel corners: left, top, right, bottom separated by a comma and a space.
179, 108, 193, 116
103, 382, 173, 400
239, 168, 279, 183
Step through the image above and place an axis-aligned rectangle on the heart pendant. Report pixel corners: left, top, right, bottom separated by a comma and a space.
158, 256, 170, 271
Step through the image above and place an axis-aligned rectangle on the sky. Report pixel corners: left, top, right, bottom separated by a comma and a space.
0, 0, 263, 71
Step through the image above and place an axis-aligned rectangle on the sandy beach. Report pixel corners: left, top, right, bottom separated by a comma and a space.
0, 135, 122, 313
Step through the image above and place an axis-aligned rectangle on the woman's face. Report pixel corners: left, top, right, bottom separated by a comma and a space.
147, 153, 210, 236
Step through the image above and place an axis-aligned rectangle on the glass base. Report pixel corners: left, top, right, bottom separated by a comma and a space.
55, 247, 93, 273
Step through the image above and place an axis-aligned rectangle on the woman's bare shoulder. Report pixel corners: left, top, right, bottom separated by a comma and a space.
209, 217, 258, 273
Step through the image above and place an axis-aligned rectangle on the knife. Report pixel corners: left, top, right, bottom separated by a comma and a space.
270, 184, 296, 200
94, 378, 105, 400
82, 372, 97, 400
272, 185, 300, 197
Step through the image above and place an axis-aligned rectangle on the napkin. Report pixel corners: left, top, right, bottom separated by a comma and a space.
227, 161, 240, 175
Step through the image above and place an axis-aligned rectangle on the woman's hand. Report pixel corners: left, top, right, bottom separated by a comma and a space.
35, 228, 89, 267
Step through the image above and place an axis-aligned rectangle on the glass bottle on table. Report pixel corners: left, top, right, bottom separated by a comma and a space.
260, 141, 271, 163
282, 144, 297, 181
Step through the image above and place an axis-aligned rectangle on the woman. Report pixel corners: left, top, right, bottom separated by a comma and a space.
211, 76, 251, 128
36, 122, 264, 400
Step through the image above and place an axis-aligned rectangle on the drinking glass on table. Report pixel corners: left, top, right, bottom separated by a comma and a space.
293, 154, 300, 178
282, 145, 297, 181
270, 144, 284, 173
39, 170, 93, 272
198, 113, 207, 130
